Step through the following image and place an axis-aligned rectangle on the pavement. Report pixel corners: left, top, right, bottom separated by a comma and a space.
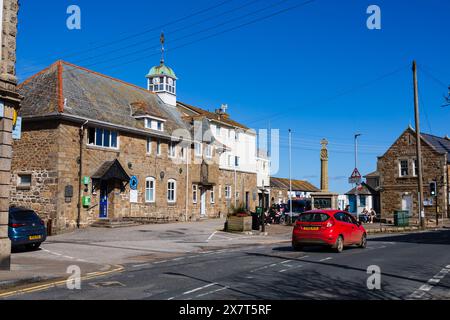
0, 218, 290, 294
1, 218, 449, 299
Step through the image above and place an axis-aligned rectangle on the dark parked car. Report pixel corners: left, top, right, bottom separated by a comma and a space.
282, 200, 312, 221
9, 207, 47, 250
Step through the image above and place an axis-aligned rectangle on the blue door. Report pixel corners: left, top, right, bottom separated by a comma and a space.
349, 195, 357, 214
99, 182, 108, 219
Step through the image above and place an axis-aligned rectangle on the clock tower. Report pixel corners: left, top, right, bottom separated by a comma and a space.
146, 33, 177, 106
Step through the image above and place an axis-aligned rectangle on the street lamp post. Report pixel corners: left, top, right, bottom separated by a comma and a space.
354, 133, 362, 221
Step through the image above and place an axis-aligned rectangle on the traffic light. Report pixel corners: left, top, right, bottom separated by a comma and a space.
429, 181, 437, 197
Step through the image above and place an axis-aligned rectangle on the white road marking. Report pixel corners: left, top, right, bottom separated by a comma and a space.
183, 283, 218, 295
281, 260, 292, 264
279, 264, 303, 273
206, 231, 218, 242
409, 264, 450, 299
172, 257, 185, 261
153, 260, 168, 264
319, 257, 333, 262
132, 263, 150, 268
419, 284, 433, 292
196, 286, 228, 298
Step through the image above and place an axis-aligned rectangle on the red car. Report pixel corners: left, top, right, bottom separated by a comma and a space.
292, 210, 367, 253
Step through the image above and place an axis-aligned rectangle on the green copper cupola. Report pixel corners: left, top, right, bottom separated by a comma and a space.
146, 32, 177, 106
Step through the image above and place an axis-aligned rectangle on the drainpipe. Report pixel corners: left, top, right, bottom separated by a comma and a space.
77, 120, 89, 228
185, 147, 189, 222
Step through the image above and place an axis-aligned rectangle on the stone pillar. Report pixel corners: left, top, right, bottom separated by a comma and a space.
320, 139, 329, 192
0, 0, 21, 271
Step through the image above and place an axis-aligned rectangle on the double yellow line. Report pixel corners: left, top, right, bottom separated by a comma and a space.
0, 265, 124, 298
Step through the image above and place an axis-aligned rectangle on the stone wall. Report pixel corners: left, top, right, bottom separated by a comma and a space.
216, 168, 257, 217
10, 121, 59, 225
0, 0, 20, 270
11, 120, 258, 233
378, 129, 449, 220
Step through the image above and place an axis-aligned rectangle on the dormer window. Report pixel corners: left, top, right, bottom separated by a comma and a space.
143, 117, 165, 132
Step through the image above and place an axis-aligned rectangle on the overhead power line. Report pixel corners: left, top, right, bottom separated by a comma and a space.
23, 0, 236, 66
245, 64, 409, 125
19, 0, 316, 79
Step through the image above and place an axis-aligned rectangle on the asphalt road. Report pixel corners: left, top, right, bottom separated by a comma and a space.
5, 229, 450, 300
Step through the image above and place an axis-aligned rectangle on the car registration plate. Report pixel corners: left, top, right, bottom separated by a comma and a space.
29, 235, 42, 240
303, 227, 320, 231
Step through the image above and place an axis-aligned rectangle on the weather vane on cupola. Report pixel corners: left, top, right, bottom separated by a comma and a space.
160, 32, 165, 65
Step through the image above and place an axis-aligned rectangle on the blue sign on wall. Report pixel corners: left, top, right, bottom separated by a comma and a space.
12, 117, 22, 140
130, 176, 139, 190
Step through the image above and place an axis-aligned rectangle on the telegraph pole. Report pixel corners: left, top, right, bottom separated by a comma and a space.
413, 61, 426, 229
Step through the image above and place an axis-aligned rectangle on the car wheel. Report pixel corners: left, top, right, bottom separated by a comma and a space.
25, 243, 41, 251
292, 242, 303, 251
333, 236, 344, 253
359, 234, 367, 249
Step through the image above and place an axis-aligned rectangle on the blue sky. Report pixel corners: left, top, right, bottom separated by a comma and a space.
17, 0, 449, 193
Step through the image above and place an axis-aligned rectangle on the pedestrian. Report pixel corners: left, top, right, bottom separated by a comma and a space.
369, 208, 377, 224
360, 208, 370, 223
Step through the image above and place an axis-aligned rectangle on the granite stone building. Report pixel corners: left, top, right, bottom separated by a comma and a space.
270, 177, 319, 204
0, 0, 20, 270
377, 127, 449, 222
11, 58, 258, 234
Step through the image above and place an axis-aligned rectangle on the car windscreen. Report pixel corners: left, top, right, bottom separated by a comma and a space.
298, 213, 330, 222
288, 201, 307, 213
9, 210, 40, 221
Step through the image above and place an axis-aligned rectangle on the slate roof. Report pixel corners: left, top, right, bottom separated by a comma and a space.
422, 133, 450, 163
345, 182, 378, 196
270, 177, 319, 192
364, 171, 379, 178
177, 101, 249, 130
91, 159, 130, 182
18, 61, 190, 136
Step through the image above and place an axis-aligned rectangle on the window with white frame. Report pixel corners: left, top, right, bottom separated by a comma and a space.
169, 142, 176, 158
192, 184, 198, 204
145, 177, 156, 203
229, 130, 234, 140
144, 118, 165, 132
88, 127, 118, 149
210, 188, 215, 204
194, 142, 202, 157
225, 185, 232, 199
413, 159, 419, 177
146, 137, 152, 154
215, 126, 221, 137
228, 155, 233, 167
156, 140, 162, 155
205, 144, 213, 158
399, 160, 409, 177
235, 156, 240, 167
180, 147, 186, 160
167, 179, 176, 203
18, 174, 32, 188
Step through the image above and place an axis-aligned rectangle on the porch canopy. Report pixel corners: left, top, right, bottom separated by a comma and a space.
91, 159, 130, 182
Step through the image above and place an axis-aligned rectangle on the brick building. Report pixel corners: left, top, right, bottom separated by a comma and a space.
0, 0, 20, 270
377, 127, 449, 222
11, 59, 258, 234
